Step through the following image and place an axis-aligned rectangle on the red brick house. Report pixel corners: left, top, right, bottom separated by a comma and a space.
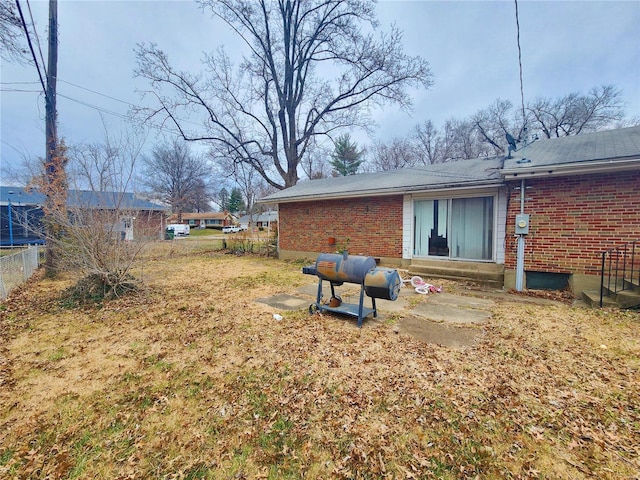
166, 212, 236, 229
0, 187, 167, 244
259, 126, 640, 300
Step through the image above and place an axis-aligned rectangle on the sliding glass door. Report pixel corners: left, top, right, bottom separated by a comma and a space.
414, 196, 494, 261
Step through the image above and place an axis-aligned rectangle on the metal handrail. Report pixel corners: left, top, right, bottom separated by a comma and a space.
600, 240, 639, 307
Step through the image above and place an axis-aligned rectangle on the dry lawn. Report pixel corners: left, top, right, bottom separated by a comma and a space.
0, 241, 638, 479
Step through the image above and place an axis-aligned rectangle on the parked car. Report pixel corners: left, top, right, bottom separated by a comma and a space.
166, 224, 190, 236
222, 225, 241, 233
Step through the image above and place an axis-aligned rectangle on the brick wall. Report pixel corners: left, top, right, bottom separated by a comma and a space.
279, 196, 404, 258
134, 210, 165, 240
505, 171, 640, 276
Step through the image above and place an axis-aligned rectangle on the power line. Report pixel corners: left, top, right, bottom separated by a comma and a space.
14, 0, 46, 95
1, 80, 137, 120
55, 91, 206, 138
3, 78, 152, 125
0, 81, 41, 85
25, 0, 47, 78
3, 72, 206, 135
52, 78, 206, 130
56, 78, 138, 107
56, 93, 131, 120
0, 88, 42, 92
514, 0, 526, 127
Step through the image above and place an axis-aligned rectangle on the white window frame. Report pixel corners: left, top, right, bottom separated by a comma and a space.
403, 188, 504, 263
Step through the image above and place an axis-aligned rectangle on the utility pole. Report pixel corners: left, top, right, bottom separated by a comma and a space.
45, 0, 57, 170
43, 0, 64, 275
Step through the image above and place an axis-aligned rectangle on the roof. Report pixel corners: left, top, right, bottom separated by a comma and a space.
259, 125, 640, 203
259, 157, 504, 204
238, 211, 278, 224
0, 186, 166, 211
502, 125, 640, 178
0, 186, 46, 206
168, 212, 230, 221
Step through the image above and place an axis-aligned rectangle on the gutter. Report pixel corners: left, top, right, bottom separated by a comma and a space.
501, 157, 640, 179
257, 179, 504, 205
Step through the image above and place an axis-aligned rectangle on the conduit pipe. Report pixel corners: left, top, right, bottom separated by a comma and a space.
515, 178, 526, 291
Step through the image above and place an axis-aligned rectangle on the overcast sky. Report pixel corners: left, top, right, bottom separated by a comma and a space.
1, 0, 639, 185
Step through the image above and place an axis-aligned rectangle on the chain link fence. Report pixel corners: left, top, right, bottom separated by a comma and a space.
0, 246, 43, 300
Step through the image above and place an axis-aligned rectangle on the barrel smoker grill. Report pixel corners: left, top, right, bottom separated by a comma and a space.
303, 252, 402, 327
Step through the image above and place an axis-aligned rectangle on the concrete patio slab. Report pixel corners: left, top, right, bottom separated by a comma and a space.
410, 302, 490, 324
396, 316, 482, 348
257, 280, 492, 346
256, 294, 311, 311
422, 292, 495, 308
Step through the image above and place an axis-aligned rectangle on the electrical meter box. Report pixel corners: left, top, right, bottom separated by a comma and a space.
515, 214, 530, 235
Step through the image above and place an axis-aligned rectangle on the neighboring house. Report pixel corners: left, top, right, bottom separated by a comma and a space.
166, 212, 236, 229
259, 126, 640, 299
0, 186, 167, 246
0, 187, 46, 246
237, 211, 278, 232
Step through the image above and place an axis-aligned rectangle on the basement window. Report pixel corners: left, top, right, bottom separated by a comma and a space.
525, 271, 570, 290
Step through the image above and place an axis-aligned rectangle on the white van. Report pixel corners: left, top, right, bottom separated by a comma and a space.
167, 224, 190, 236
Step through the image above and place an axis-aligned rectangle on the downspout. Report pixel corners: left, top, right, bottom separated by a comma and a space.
515, 178, 525, 291
276, 207, 280, 255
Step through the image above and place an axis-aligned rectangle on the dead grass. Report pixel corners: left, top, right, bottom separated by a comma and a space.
0, 242, 638, 479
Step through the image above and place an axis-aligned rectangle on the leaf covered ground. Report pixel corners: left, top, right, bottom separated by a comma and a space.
0, 242, 639, 479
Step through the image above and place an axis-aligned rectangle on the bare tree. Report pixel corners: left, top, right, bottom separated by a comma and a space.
48, 196, 159, 301
615, 116, 640, 129
68, 142, 120, 192
135, 0, 433, 189
0, 146, 39, 186
473, 98, 524, 155
299, 137, 332, 179
470, 86, 626, 153
527, 85, 626, 138
410, 85, 630, 165
412, 120, 441, 165
0, 0, 30, 63
412, 117, 491, 165
234, 163, 260, 214
184, 178, 213, 212
368, 137, 417, 172
67, 121, 147, 193
212, 146, 262, 214
216, 187, 230, 212
30, 130, 160, 301
140, 139, 212, 220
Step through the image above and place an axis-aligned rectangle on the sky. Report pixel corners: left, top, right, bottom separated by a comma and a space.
1, 0, 639, 186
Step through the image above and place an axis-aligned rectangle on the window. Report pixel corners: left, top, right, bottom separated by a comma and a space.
414, 196, 494, 261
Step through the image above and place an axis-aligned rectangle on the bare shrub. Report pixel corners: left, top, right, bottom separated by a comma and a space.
33, 125, 165, 303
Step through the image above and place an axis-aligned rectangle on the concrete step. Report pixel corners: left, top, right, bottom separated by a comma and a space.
408, 259, 504, 287
615, 290, 640, 309
582, 289, 640, 309
602, 278, 640, 295
582, 290, 617, 308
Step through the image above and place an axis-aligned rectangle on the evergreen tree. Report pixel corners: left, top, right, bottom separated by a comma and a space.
330, 134, 364, 176
228, 188, 246, 214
